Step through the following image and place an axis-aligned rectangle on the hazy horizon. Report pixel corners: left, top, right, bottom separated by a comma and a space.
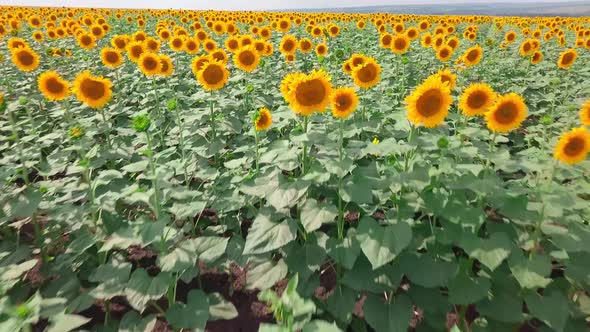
0, 0, 579, 11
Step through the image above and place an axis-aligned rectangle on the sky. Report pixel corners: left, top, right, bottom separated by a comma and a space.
0, 0, 574, 11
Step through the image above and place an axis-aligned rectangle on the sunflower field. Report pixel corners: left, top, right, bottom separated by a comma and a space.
1, 5, 590, 332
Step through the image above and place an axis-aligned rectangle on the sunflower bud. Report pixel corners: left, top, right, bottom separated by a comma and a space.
19, 97, 27, 105
69, 126, 85, 140
540, 115, 553, 125
167, 98, 177, 111
16, 304, 31, 318
437, 137, 449, 149
132, 114, 151, 132
247, 84, 254, 92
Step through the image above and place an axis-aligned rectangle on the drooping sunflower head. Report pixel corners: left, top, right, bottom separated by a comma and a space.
72, 70, 113, 109
436, 45, 453, 62
138, 52, 162, 76
351, 57, 381, 89
579, 100, 590, 127
279, 35, 298, 55
126, 41, 145, 62
101, 47, 123, 68
405, 75, 453, 128
11, 46, 40, 72
434, 68, 457, 90
285, 69, 333, 116
391, 34, 410, 54
197, 59, 230, 91
462, 45, 483, 67
234, 46, 260, 72
557, 48, 578, 69
38, 70, 70, 101
330, 87, 359, 119
458, 83, 497, 117
484, 92, 528, 133
315, 43, 328, 57
553, 127, 590, 165
254, 107, 272, 131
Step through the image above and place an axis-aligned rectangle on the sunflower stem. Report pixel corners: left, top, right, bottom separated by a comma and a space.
152, 79, 165, 147
99, 108, 113, 149
209, 91, 216, 140
145, 130, 161, 220
8, 109, 30, 186
337, 119, 344, 240
254, 128, 260, 173
173, 103, 190, 188
301, 115, 309, 174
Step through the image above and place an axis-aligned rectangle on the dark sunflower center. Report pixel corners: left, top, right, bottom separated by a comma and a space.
203, 64, 224, 84
440, 48, 449, 58
228, 40, 238, 49
238, 51, 255, 66
467, 91, 488, 109
561, 52, 574, 65
416, 89, 443, 117
131, 46, 143, 58
394, 38, 406, 50
466, 49, 479, 61
283, 40, 295, 52
143, 56, 158, 70
46, 77, 65, 94
564, 137, 585, 156
494, 102, 518, 124
356, 64, 377, 83
335, 94, 352, 111
81, 78, 106, 100
105, 51, 119, 64
295, 79, 326, 106
18, 50, 34, 66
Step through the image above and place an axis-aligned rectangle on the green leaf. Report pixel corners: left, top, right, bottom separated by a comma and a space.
168, 201, 206, 219
326, 228, 361, 270
46, 312, 90, 332
364, 294, 412, 332
166, 289, 209, 331
508, 251, 552, 289
2, 188, 41, 219
124, 269, 171, 312
267, 180, 309, 210
400, 253, 459, 288
243, 211, 297, 255
303, 320, 343, 332
246, 259, 288, 291
119, 312, 157, 332
526, 291, 569, 332
461, 232, 513, 271
357, 217, 412, 269
300, 199, 338, 233
448, 272, 491, 305
121, 160, 149, 173
208, 293, 238, 321
325, 285, 356, 324
478, 291, 524, 323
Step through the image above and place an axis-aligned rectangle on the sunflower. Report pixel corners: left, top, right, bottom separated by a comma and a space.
203, 39, 218, 53
11, 46, 40, 72
504, 31, 517, 43
421, 33, 433, 48
519, 40, 533, 56
446, 36, 460, 50
579, 100, 590, 126
225, 36, 240, 52
38, 71, 70, 101
191, 55, 211, 77
531, 50, 543, 64
255, 107, 272, 131
184, 37, 199, 54
138, 53, 161, 76
169, 36, 185, 51
405, 76, 453, 128
436, 45, 453, 62
72, 70, 113, 109
101, 47, 123, 68
406, 27, 419, 40
462, 45, 483, 67
553, 127, 590, 165
157, 54, 174, 77
32, 31, 44, 42
126, 41, 145, 62
145, 37, 161, 53
458, 83, 496, 117
8, 37, 28, 50
352, 57, 381, 89
342, 60, 353, 75
279, 35, 297, 55
280, 72, 302, 101
391, 34, 410, 54
284, 69, 333, 116
434, 69, 457, 90
330, 87, 359, 119
484, 93, 528, 133
111, 35, 129, 51
379, 33, 393, 49
299, 38, 313, 53
196, 59, 229, 91
77, 33, 96, 50
315, 43, 328, 57
234, 46, 260, 72
557, 48, 578, 69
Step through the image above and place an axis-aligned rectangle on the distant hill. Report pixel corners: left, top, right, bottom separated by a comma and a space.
289, 1, 590, 17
